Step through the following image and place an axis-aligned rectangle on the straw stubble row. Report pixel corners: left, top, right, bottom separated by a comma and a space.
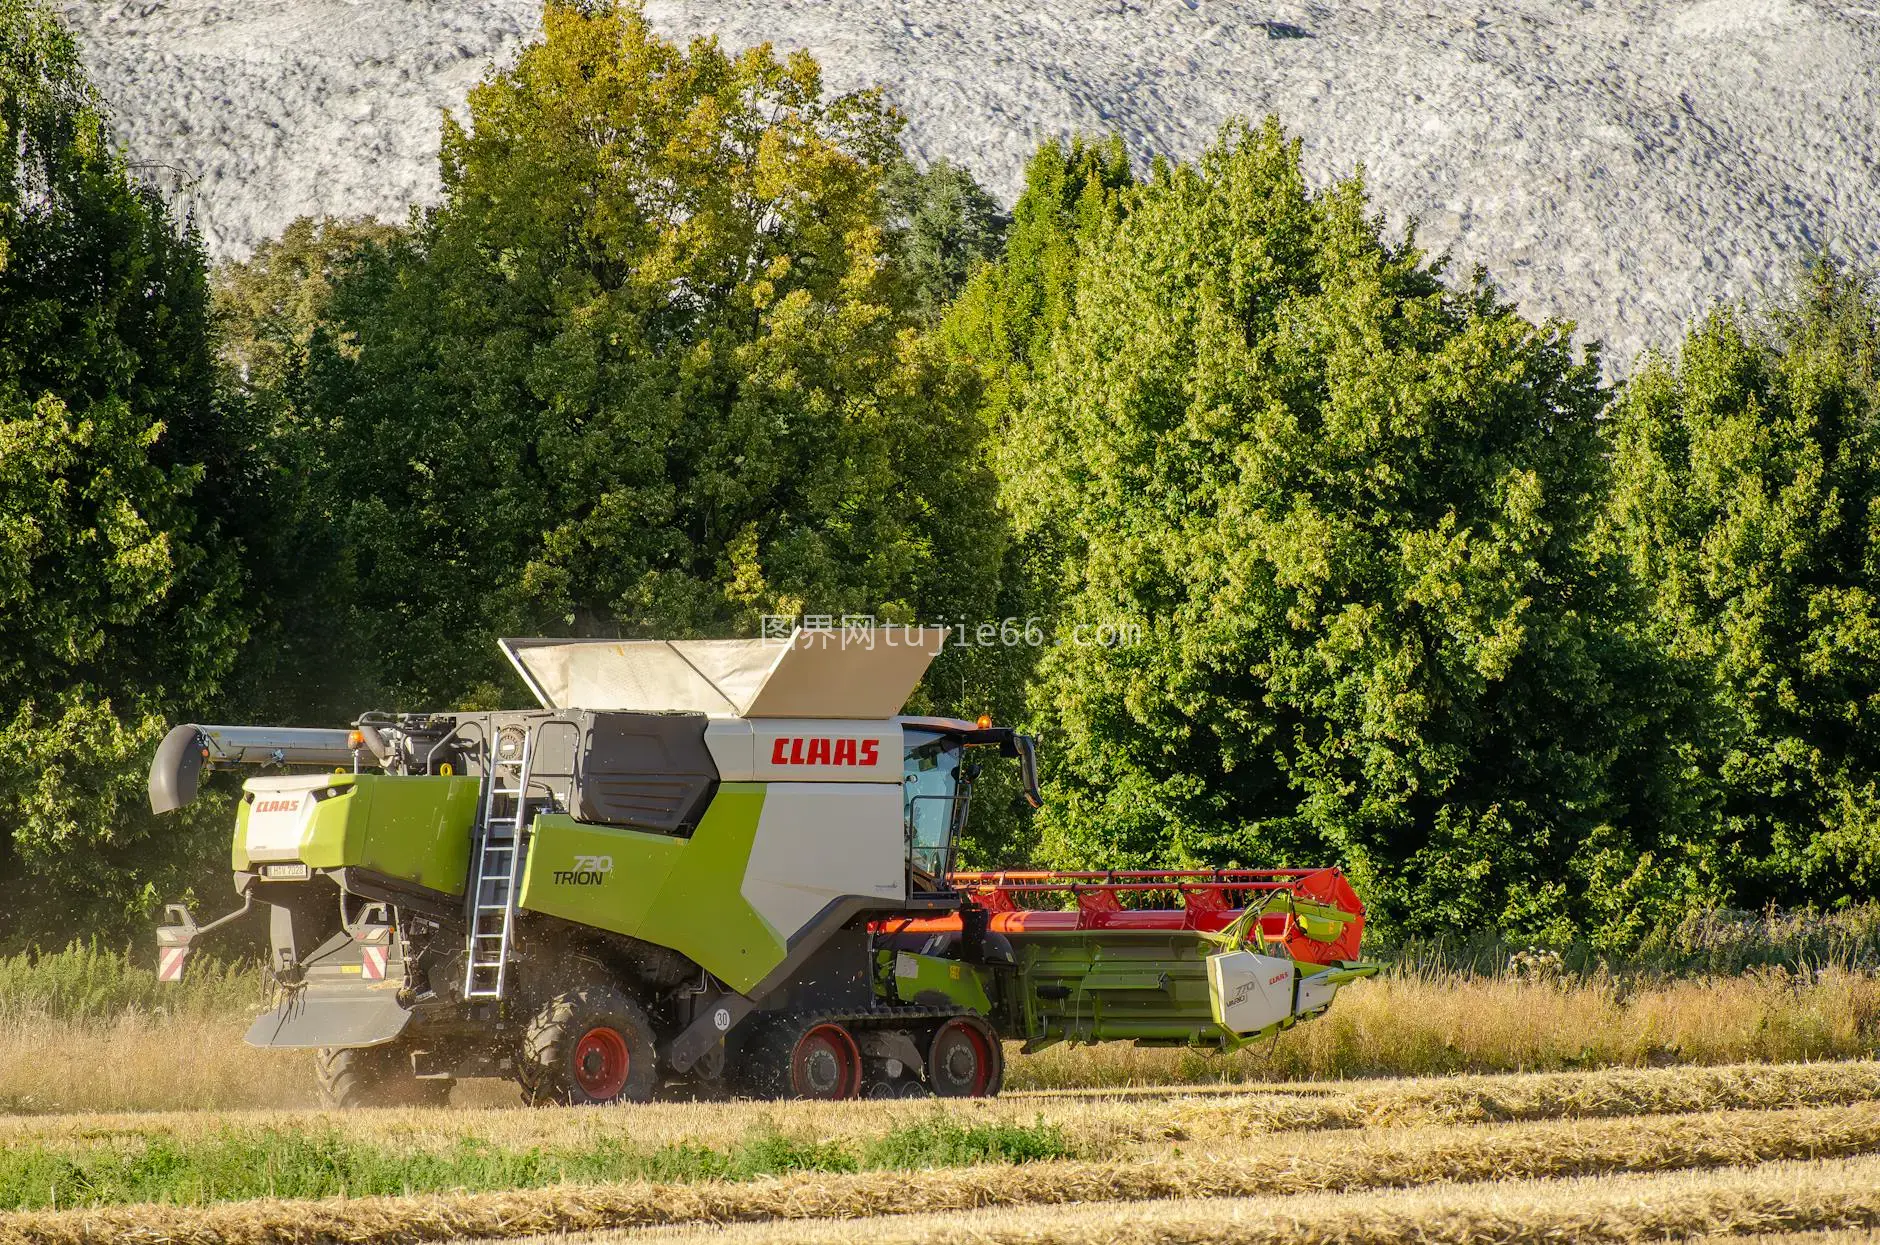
7, 1101, 1880, 1245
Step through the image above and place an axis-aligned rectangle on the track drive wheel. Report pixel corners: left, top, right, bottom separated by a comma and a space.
738, 1017, 864, 1100
314, 1042, 451, 1109
518, 986, 659, 1105
925, 1015, 1003, 1098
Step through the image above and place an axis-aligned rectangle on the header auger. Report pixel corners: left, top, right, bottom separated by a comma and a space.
150, 630, 1380, 1106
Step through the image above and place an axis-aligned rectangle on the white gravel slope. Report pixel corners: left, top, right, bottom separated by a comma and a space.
60, 0, 1880, 367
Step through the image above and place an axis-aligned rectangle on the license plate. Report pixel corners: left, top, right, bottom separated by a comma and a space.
263, 863, 309, 880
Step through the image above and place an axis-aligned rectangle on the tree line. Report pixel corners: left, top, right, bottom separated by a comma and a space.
0, 0, 1874, 947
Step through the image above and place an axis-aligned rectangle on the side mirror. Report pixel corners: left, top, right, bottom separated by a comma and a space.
963, 763, 983, 782
148, 724, 206, 814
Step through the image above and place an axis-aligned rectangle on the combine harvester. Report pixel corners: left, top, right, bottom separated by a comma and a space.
150, 630, 1378, 1105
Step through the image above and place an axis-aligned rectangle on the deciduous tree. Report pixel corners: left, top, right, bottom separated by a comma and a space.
1011, 119, 1697, 943
0, 0, 243, 940
1605, 257, 1880, 906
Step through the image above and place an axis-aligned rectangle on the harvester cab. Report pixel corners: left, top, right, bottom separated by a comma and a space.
149, 629, 1377, 1107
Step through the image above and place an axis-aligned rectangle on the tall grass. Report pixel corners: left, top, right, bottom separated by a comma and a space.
1380, 903, 1880, 979
1008, 966, 1880, 1089
0, 942, 257, 1024
2, 934, 1877, 1112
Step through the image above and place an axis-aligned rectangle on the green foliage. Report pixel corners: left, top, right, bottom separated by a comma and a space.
858, 1114, 1070, 1168
0, 1118, 1071, 1209
207, 216, 404, 725
1383, 901, 1880, 980
276, 1, 1003, 707
0, 0, 245, 942
936, 137, 1136, 865
1005, 118, 1695, 944
1604, 256, 1880, 906
942, 135, 1134, 393
0, 940, 256, 1023
884, 157, 1007, 321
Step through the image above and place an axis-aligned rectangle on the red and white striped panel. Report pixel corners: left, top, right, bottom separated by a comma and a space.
157, 946, 191, 982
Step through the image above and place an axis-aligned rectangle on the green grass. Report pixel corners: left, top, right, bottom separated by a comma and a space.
0, 940, 258, 1024
0, 1116, 1076, 1211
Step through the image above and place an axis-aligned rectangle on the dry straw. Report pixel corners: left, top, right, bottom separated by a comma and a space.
598, 1154, 1880, 1245
6, 1059, 1877, 1158
7, 1101, 1880, 1245
6, 969, 1878, 1115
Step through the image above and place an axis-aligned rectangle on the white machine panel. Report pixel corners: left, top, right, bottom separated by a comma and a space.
752, 720, 902, 784
1295, 967, 1347, 1017
741, 783, 907, 940
1206, 951, 1298, 1036
704, 720, 904, 784
241, 774, 332, 862
703, 719, 757, 781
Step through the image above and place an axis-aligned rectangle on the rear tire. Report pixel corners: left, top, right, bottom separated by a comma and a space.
518, 986, 659, 1105
925, 1015, 1003, 1098
314, 1043, 451, 1109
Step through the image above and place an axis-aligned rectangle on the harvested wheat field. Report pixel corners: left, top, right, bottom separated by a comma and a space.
3, 1060, 1880, 1245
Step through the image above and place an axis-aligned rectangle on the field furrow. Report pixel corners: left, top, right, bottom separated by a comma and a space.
580, 1155, 1880, 1245
6, 1059, 1876, 1153
5, 1101, 1880, 1245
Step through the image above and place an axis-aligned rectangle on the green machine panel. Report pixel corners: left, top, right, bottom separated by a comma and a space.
520, 784, 788, 994
234, 773, 479, 896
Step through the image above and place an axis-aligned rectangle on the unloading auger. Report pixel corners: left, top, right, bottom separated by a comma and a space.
149, 629, 1381, 1105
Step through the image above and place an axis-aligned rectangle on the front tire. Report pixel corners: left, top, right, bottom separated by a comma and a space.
736, 1017, 864, 1100
518, 986, 659, 1105
314, 1043, 451, 1108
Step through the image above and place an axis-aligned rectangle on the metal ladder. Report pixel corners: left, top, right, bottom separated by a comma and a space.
463, 726, 536, 1001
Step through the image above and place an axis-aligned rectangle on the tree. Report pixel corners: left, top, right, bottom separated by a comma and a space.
1604, 257, 1880, 907
941, 135, 1134, 397
936, 135, 1136, 865
209, 216, 404, 725
0, 0, 244, 942
289, 1, 1004, 709
882, 156, 1007, 321
1009, 118, 1699, 944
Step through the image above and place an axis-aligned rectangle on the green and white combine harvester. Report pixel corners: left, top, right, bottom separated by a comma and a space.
150, 630, 1380, 1105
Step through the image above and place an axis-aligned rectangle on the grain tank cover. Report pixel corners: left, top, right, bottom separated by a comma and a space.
500, 629, 946, 719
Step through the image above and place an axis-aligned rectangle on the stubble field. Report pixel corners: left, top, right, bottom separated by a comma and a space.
4, 1062, 1880, 1243
3, 952, 1878, 1244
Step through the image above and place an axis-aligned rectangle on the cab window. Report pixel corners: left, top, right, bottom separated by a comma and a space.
903, 730, 963, 877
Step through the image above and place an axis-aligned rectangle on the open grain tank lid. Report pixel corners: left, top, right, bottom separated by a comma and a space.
499, 629, 947, 719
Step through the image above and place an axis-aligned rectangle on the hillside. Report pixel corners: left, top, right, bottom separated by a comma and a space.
58, 0, 1880, 368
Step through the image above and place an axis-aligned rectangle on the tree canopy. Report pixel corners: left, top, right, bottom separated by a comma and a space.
0, 0, 245, 934
282, 1, 1005, 708
1000, 119, 1702, 942
1605, 257, 1880, 907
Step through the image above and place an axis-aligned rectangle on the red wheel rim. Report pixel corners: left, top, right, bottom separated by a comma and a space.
791, 1023, 861, 1099
573, 1026, 631, 1100
930, 1019, 994, 1097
